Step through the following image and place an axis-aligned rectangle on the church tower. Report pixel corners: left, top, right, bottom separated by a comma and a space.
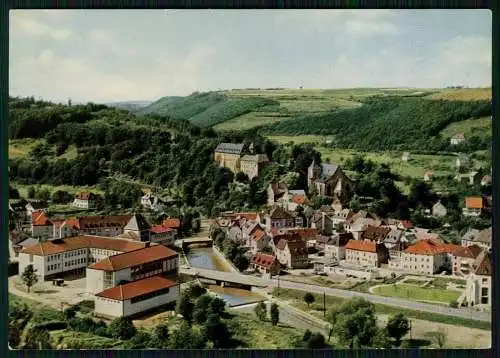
307, 159, 322, 189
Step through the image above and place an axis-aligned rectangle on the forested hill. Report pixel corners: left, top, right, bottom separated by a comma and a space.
8, 96, 300, 216
259, 96, 492, 152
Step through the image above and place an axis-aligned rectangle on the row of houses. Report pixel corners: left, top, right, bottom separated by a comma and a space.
17, 234, 181, 319
10, 212, 181, 259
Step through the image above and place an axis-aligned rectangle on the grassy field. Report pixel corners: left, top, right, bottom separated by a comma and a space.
229, 312, 302, 349
8, 138, 44, 159
50, 330, 125, 349
271, 288, 490, 331
372, 284, 461, 304
10, 182, 103, 198
440, 116, 492, 139
214, 112, 291, 131
425, 87, 491, 101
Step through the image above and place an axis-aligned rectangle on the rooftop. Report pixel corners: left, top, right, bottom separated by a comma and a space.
95, 276, 178, 301
406, 239, 460, 256
345, 239, 378, 253
88, 244, 178, 271
465, 197, 484, 209
215, 142, 245, 155
251, 253, 276, 268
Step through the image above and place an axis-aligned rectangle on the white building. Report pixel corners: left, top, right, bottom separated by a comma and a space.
86, 244, 179, 294
431, 201, 447, 218
94, 276, 179, 318
465, 251, 491, 307
72, 191, 99, 209
140, 193, 164, 211
450, 133, 465, 146
18, 235, 146, 281
31, 211, 53, 240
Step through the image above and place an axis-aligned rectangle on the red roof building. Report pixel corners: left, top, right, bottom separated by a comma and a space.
162, 218, 181, 229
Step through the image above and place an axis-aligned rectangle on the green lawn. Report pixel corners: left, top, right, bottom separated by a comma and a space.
50, 330, 125, 349
271, 288, 490, 331
11, 182, 103, 198
214, 112, 290, 131
372, 284, 460, 304
8, 138, 44, 159
266, 135, 328, 145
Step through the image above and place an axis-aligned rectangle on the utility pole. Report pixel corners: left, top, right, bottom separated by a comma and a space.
409, 319, 412, 340
323, 290, 326, 317
277, 275, 280, 296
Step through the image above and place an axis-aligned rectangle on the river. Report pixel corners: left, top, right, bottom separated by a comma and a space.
186, 247, 263, 307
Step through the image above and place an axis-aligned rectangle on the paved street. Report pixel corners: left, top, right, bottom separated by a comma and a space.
180, 267, 491, 322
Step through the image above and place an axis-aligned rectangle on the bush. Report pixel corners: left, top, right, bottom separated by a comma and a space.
449, 300, 459, 308
31, 308, 65, 324
33, 320, 68, 331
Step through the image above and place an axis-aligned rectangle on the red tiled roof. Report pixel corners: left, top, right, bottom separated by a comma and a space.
21, 235, 146, 256
360, 226, 391, 242
32, 211, 52, 226
95, 276, 177, 301
162, 218, 181, 229
236, 212, 259, 221
251, 228, 266, 242
75, 191, 98, 201
345, 239, 378, 253
453, 245, 484, 259
465, 197, 484, 209
251, 253, 276, 268
452, 133, 465, 139
291, 195, 307, 204
79, 215, 132, 229
269, 206, 294, 220
150, 225, 174, 234
474, 251, 491, 276
406, 239, 460, 256
88, 245, 178, 271
285, 228, 318, 239
63, 218, 81, 229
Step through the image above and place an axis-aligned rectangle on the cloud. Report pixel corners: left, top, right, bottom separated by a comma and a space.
344, 20, 399, 37
10, 12, 72, 40
439, 36, 491, 66
88, 28, 115, 42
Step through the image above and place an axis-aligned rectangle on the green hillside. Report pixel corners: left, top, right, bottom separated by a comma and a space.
259, 96, 491, 151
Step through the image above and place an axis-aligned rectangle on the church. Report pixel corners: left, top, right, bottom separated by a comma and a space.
307, 160, 354, 205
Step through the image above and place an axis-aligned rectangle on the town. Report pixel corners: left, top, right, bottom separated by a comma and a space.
8, 138, 492, 349
7, 8, 492, 351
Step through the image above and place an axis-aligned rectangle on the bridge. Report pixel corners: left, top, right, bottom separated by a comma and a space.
175, 237, 213, 248
179, 267, 268, 289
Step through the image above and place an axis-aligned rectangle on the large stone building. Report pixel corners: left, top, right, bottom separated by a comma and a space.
214, 142, 269, 179
72, 191, 100, 209
465, 251, 492, 307
307, 160, 354, 205
344, 239, 389, 268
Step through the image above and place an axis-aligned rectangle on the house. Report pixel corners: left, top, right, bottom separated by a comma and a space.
452, 245, 484, 277
465, 251, 492, 307
120, 214, 151, 242
149, 225, 176, 246
480, 175, 492, 186
311, 212, 335, 236
275, 238, 308, 269
25, 201, 48, 217
325, 232, 353, 260
227, 224, 244, 245
18, 235, 147, 281
455, 171, 480, 186
344, 240, 388, 268
307, 160, 354, 205
462, 197, 485, 217
140, 193, 164, 211
283, 190, 309, 212
249, 228, 271, 255
267, 183, 288, 207
470, 228, 492, 251
450, 133, 466, 145
86, 244, 179, 294
401, 152, 410, 162
423, 171, 433, 182
241, 221, 261, 247
265, 206, 296, 231
250, 253, 280, 278
94, 276, 179, 318
284, 228, 319, 242
345, 216, 382, 240
394, 239, 460, 275
72, 191, 99, 210
360, 226, 391, 243
240, 154, 270, 180
162, 218, 182, 233
9, 231, 32, 259
70, 215, 132, 238
461, 229, 480, 247
455, 155, 471, 169
431, 201, 448, 218
31, 211, 53, 239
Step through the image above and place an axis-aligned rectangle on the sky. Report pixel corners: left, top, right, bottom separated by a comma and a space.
9, 9, 492, 103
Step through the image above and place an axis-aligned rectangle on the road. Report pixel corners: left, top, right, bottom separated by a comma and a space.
180, 267, 491, 322
231, 301, 329, 337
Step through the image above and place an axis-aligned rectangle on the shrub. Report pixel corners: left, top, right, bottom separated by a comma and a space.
33, 320, 68, 331
31, 308, 65, 324
449, 301, 459, 308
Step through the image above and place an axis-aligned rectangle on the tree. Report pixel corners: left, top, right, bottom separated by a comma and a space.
23, 326, 52, 349
21, 264, 38, 293
149, 323, 170, 349
169, 321, 206, 349
184, 283, 207, 299
193, 294, 213, 324
385, 313, 410, 346
208, 297, 226, 316
254, 302, 267, 321
177, 294, 194, 324
125, 330, 152, 349
372, 328, 393, 349
107, 317, 137, 340
303, 292, 315, 308
203, 314, 232, 348
27, 186, 36, 199
328, 298, 379, 348
270, 303, 279, 326
8, 322, 22, 349
428, 327, 447, 348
